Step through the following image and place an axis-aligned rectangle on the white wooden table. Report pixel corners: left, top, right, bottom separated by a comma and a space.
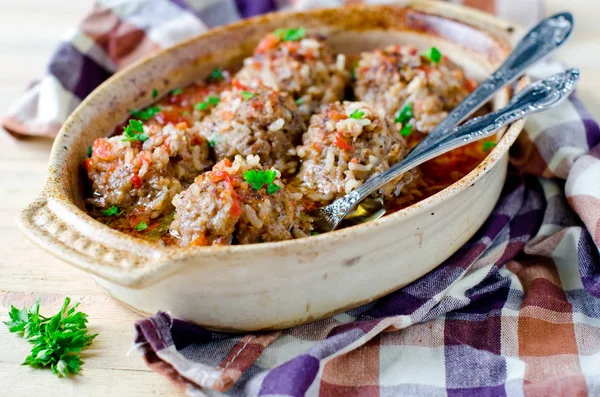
0, 1, 598, 396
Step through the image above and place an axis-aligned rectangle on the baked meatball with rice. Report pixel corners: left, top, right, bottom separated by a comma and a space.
294, 101, 409, 202
85, 121, 212, 219
235, 28, 349, 119
354, 44, 475, 135
197, 85, 305, 175
170, 155, 309, 246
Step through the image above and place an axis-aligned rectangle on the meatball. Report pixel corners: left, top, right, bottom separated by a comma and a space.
198, 86, 305, 175
85, 122, 212, 219
170, 155, 308, 246
354, 45, 475, 134
294, 101, 408, 202
235, 31, 349, 119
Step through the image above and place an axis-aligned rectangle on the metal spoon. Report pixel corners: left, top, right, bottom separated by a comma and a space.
311, 68, 580, 232
310, 12, 573, 232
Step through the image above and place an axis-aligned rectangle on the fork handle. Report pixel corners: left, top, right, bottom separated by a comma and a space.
326, 68, 580, 229
408, 12, 573, 160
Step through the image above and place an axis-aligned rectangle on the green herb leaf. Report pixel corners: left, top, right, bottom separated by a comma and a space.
394, 102, 413, 124
241, 91, 255, 101
87, 146, 92, 158
295, 98, 303, 105
349, 109, 365, 119
130, 106, 161, 121
171, 88, 183, 96
483, 141, 497, 152
135, 221, 148, 231
422, 47, 442, 64
122, 120, 148, 142
209, 68, 224, 81
101, 206, 122, 217
311, 231, 319, 236
194, 96, 220, 111
152, 89, 159, 98
400, 123, 413, 137
208, 136, 218, 148
243, 169, 280, 194
274, 27, 306, 42
4, 297, 97, 377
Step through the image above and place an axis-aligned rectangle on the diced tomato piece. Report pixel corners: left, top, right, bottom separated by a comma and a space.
92, 139, 112, 160
190, 234, 209, 246
334, 132, 352, 151
83, 158, 92, 171
156, 110, 185, 126
131, 174, 143, 188
175, 121, 188, 130
255, 35, 280, 54
191, 135, 204, 145
230, 198, 242, 217
465, 78, 478, 93
210, 170, 232, 184
418, 65, 431, 75
328, 110, 346, 122
232, 79, 249, 91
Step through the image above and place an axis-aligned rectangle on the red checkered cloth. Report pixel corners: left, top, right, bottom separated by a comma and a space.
6, 1, 600, 397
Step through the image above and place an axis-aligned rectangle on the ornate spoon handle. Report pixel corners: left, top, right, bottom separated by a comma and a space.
314, 69, 580, 232
408, 12, 573, 159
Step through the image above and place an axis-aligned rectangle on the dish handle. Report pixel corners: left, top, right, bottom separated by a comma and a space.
17, 196, 165, 288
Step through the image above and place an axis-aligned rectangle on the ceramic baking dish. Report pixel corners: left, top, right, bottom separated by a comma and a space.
18, 0, 526, 331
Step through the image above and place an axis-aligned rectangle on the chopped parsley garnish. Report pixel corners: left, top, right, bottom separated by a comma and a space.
122, 119, 148, 142
258, 236, 265, 243
349, 109, 365, 119
101, 206, 123, 217
194, 96, 220, 111
483, 141, 497, 152
152, 88, 158, 98
4, 297, 97, 377
400, 123, 413, 137
130, 106, 160, 121
135, 221, 148, 231
295, 98, 303, 105
241, 91, 255, 101
422, 47, 442, 64
208, 135, 218, 148
209, 68, 224, 81
87, 145, 92, 158
171, 88, 183, 96
395, 102, 413, 124
311, 231, 319, 236
274, 27, 306, 42
243, 169, 281, 194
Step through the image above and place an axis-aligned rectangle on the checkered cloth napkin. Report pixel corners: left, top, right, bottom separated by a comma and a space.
5, 1, 600, 396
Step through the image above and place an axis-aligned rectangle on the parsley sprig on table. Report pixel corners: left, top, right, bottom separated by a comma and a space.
4, 297, 97, 377
243, 169, 281, 194
122, 119, 148, 142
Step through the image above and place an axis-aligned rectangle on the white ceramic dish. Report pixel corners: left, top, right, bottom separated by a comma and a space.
18, 1, 525, 331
